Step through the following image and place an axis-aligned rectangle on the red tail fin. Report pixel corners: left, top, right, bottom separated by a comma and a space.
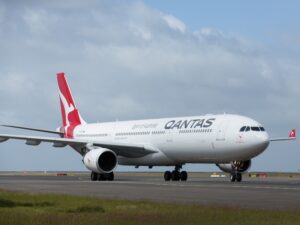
57, 72, 86, 138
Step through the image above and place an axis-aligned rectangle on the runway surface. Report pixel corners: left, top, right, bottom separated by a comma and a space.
0, 173, 299, 211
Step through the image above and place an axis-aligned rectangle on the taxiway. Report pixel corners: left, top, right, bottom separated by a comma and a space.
0, 173, 299, 210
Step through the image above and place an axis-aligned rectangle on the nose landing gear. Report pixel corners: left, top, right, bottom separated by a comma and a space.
230, 161, 243, 182
164, 165, 188, 181
230, 172, 242, 182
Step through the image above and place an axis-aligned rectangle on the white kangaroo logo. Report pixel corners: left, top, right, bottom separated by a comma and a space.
59, 91, 76, 127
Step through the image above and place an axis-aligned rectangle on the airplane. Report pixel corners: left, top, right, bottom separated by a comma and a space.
0, 73, 296, 182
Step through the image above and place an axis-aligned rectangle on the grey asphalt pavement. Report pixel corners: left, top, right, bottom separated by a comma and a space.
0, 173, 299, 211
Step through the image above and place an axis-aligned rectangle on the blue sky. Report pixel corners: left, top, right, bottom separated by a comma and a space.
145, 1, 300, 45
0, 0, 299, 172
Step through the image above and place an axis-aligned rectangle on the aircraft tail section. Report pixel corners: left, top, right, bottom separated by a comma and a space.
57, 72, 86, 138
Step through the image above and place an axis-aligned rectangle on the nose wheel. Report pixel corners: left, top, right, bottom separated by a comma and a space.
164, 165, 188, 181
230, 161, 244, 182
230, 172, 242, 182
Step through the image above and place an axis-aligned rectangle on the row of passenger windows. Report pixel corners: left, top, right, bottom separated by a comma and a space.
152, 131, 166, 135
116, 131, 151, 136
239, 126, 265, 132
77, 133, 108, 137
79, 129, 213, 137
179, 129, 212, 134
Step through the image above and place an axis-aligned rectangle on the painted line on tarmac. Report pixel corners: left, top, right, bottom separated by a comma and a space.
84, 180, 300, 191
1, 178, 299, 191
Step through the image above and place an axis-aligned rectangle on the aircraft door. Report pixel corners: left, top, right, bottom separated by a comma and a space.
166, 130, 173, 143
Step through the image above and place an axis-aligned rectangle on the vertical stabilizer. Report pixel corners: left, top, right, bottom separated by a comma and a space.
57, 72, 86, 138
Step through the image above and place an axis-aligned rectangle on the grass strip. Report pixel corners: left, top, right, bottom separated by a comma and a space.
0, 189, 299, 225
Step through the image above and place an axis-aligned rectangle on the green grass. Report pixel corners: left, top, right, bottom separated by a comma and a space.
0, 189, 299, 225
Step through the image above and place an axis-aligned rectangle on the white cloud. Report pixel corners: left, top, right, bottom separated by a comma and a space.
23, 8, 57, 35
0, 73, 33, 94
162, 14, 186, 33
129, 22, 152, 41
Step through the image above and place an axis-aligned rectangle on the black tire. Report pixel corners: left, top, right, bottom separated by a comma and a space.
107, 172, 114, 181
97, 173, 105, 181
180, 171, 188, 181
91, 172, 98, 181
236, 173, 242, 182
164, 171, 171, 181
171, 170, 180, 181
230, 173, 236, 182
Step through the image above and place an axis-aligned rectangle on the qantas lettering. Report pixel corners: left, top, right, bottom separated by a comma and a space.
165, 118, 216, 130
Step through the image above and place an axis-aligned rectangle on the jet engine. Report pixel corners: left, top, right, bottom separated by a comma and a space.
216, 160, 251, 173
83, 147, 117, 173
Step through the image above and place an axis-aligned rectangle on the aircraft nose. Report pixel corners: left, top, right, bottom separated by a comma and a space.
256, 132, 270, 150
260, 131, 270, 143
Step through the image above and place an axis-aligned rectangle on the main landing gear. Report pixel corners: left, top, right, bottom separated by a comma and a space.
230, 172, 242, 182
91, 171, 114, 181
164, 165, 188, 181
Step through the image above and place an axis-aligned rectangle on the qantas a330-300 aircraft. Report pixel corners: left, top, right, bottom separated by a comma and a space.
0, 73, 296, 182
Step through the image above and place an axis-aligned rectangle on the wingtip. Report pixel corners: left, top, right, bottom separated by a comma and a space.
288, 129, 296, 138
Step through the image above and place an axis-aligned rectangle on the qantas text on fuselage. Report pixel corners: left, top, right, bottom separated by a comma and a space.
164, 118, 215, 130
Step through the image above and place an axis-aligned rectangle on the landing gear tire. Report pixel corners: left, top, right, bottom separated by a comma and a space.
180, 171, 188, 181
230, 173, 236, 182
171, 170, 180, 181
164, 165, 188, 182
91, 172, 98, 181
164, 171, 171, 181
230, 173, 242, 182
99, 172, 114, 181
107, 172, 114, 181
98, 174, 106, 181
236, 173, 242, 182
91, 172, 114, 181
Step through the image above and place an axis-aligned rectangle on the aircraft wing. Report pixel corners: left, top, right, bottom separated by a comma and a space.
0, 134, 157, 158
0, 124, 64, 136
269, 129, 296, 142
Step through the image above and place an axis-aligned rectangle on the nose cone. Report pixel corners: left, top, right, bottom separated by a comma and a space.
252, 132, 270, 155
259, 131, 270, 144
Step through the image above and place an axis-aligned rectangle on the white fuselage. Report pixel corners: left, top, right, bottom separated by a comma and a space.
73, 114, 270, 166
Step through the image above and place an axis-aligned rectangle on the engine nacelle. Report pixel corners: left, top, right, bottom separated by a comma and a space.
83, 148, 117, 173
216, 160, 251, 173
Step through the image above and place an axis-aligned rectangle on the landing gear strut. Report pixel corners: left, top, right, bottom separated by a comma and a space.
230, 172, 242, 182
230, 161, 243, 182
91, 172, 114, 181
164, 165, 188, 181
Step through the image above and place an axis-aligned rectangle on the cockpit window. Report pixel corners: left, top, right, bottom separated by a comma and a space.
240, 125, 265, 132
240, 126, 246, 132
251, 126, 260, 131
259, 127, 265, 131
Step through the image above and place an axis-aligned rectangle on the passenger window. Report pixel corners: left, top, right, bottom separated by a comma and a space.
240, 126, 246, 132
245, 126, 250, 132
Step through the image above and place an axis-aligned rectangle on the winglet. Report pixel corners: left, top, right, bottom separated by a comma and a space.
288, 129, 296, 139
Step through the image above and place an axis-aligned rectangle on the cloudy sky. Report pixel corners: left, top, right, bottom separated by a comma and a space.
0, 0, 299, 172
